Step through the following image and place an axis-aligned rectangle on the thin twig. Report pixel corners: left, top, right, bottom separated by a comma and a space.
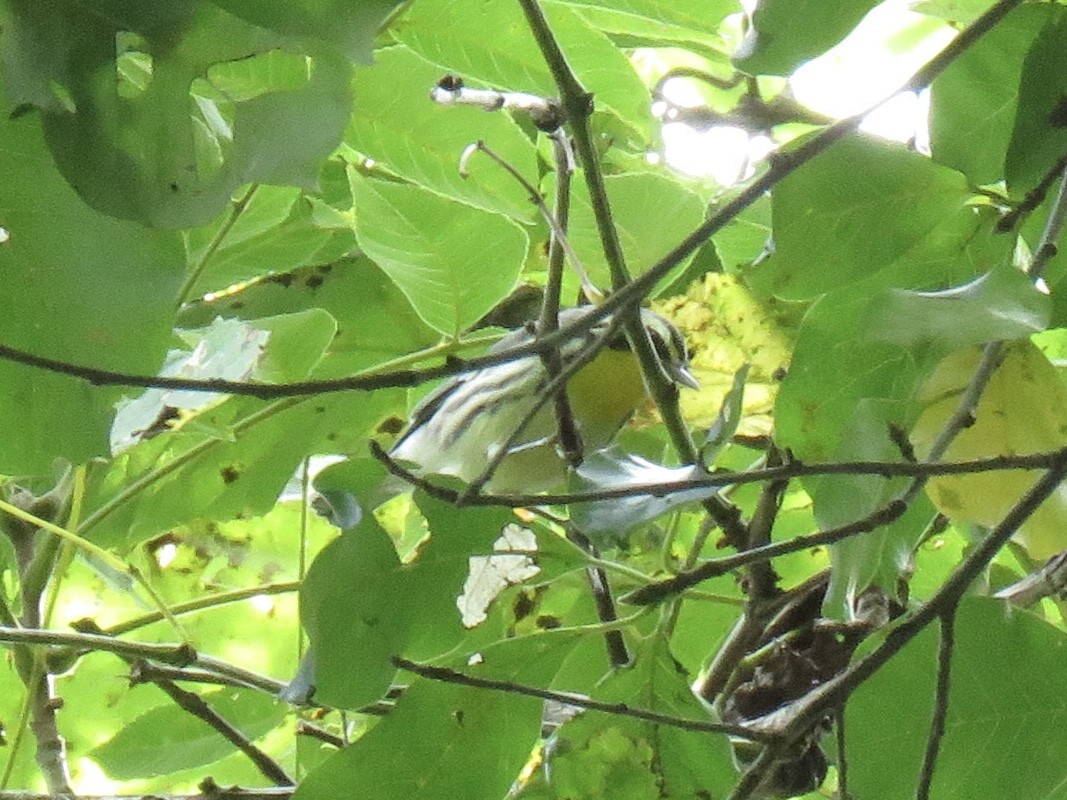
835, 707, 849, 800
391, 656, 775, 742
462, 141, 594, 295
915, 610, 956, 800
128, 661, 257, 690
0, 626, 286, 696
625, 498, 909, 605
997, 150, 1067, 232
142, 665, 294, 786
536, 125, 629, 668
1030, 160, 1067, 281
384, 444, 1067, 508
0, 311, 615, 400
295, 720, 345, 749
99, 581, 299, 637
728, 450, 1067, 800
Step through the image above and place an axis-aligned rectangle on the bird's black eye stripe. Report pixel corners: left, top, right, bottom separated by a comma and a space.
607, 330, 630, 351
668, 325, 690, 361
648, 329, 671, 360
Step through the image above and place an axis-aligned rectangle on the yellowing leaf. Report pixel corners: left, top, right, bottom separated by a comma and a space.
911, 340, 1067, 558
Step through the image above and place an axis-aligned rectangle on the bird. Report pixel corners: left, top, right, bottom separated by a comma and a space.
389, 306, 698, 493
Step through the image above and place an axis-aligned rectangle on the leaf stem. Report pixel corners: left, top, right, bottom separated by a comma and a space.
176, 185, 259, 308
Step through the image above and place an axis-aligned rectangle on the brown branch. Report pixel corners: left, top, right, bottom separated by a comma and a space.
138, 663, 293, 787
376, 443, 1067, 509
729, 448, 1067, 800
625, 498, 910, 605
392, 656, 775, 743
996, 150, 1067, 232
295, 720, 345, 750
834, 708, 848, 800
0, 626, 285, 696
127, 661, 256, 691
915, 610, 956, 800
0, 308, 617, 401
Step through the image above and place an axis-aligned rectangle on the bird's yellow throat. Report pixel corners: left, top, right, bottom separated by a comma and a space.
565, 346, 648, 446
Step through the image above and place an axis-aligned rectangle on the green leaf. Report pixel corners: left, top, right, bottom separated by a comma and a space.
90, 689, 287, 779
860, 267, 1050, 351
753, 135, 981, 301
406, 495, 520, 658
184, 184, 351, 297
910, 340, 1067, 561
0, 85, 184, 474
1, 2, 352, 227
775, 298, 899, 465
348, 46, 539, 220
110, 318, 270, 451
556, 0, 738, 37
82, 387, 404, 547
107, 308, 335, 459
300, 517, 411, 709
712, 194, 772, 274
350, 172, 528, 335
559, 172, 707, 294
733, 0, 880, 76
179, 256, 441, 378
293, 634, 580, 800
912, 0, 999, 25
535, 637, 737, 799
847, 597, 1067, 799
251, 309, 338, 383
929, 5, 1051, 185
810, 400, 936, 617
207, 0, 404, 63
770, 159, 1014, 463
560, 0, 735, 53
395, 0, 651, 137
1005, 8, 1067, 195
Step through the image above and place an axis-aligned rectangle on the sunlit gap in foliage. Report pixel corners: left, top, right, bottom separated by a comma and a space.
154, 540, 178, 568
643, 0, 954, 185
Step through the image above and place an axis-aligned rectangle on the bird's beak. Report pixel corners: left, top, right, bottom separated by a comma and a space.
670, 363, 700, 390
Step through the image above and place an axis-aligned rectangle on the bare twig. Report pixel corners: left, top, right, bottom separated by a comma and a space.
1030, 159, 1067, 281
834, 707, 849, 800
915, 610, 956, 800
127, 662, 256, 691
98, 581, 299, 637
625, 498, 910, 606
383, 442, 1067, 509
0, 626, 285, 696
140, 664, 293, 786
727, 450, 1067, 800
430, 75, 563, 131
997, 151, 1067, 232
391, 656, 774, 742
295, 720, 345, 749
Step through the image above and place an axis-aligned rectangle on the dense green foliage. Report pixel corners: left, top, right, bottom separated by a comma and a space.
2, 1, 1067, 799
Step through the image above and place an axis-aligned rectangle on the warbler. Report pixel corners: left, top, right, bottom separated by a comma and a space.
390, 306, 698, 492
